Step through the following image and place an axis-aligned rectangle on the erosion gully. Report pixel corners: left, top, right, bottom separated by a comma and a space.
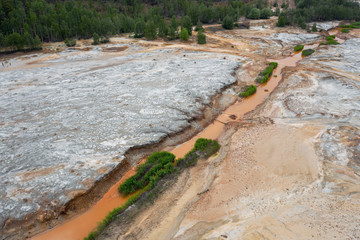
32, 30, 342, 240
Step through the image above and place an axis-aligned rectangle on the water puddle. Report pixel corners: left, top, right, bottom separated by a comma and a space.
31, 36, 338, 240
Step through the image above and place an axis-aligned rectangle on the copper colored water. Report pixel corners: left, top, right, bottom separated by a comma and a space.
31, 41, 323, 240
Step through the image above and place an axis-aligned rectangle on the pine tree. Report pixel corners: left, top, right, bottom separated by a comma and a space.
145, 21, 157, 40
222, 15, 234, 30
181, 16, 193, 36
197, 31, 206, 44
277, 15, 286, 27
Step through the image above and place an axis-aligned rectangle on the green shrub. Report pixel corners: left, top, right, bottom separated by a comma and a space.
248, 8, 260, 19
320, 39, 340, 45
260, 8, 272, 19
222, 15, 234, 29
118, 151, 175, 195
239, 85, 257, 98
197, 32, 206, 44
195, 21, 204, 32
302, 49, 315, 56
294, 45, 304, 51
179, 28, 189, 41
255, 62, 278, 84
341, 28, 350, 33
325, 35, 336, 41
277, 15, 286, 27
312, 23, 318, 32
64, 38, 76, 47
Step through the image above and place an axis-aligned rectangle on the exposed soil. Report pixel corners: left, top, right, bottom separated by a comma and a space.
3, 18, 359, 240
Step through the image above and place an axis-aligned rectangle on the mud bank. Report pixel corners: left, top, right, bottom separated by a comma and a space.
98, 28, 360, 239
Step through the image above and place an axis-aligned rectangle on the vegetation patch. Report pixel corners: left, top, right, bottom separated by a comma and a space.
85, 138, 220, 240
239, 85, 257, 98
64, 39, 76, 47
294, 45, 304, 52
341, 28, 350, 33
320, 39, 340, 45
302, 49, 315, 56
255, 62, 278, 84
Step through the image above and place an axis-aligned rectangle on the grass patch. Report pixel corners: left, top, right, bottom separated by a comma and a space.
325, 35, 336, 41
341, 28, 350, 33
320, 39, 340, 45
302, 49, 315, 56
339, 22, 360, 29
255, 62, 278, 84
84, 138, 220, 240
294, 45, 304, 51
239, 85, 257, 98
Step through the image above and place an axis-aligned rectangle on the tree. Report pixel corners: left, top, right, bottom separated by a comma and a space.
32, 35, 42, 49
275, 7, 280, 16
6, 32, 23, 50
277, 15, 286, 27
195, 21, 203, 32
168, 27, 176, 40
312, 23, 318, 32
181, 16, 193, 36
260, 8, 272, 19
179, 28, 189, 41
158, 19, 168, 38
297, 16, 306, 29
93, 33, 100, 45
248, 8, 260, 19
134, 19, 146, 38
145, 21, 157, 40
222, 15, 234, 30
170, 16, 178, 31
197, 31, 206, 44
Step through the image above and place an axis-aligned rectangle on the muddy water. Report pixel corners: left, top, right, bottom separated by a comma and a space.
31, 41, 325, 240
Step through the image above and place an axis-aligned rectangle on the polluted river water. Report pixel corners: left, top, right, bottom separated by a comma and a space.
31, 35, 335, 240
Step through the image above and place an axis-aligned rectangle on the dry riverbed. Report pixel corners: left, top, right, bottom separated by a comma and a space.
1, 18, 359, 239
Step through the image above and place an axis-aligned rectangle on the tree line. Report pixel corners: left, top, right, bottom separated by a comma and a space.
277, 0, 360, 28
1, 0, 360, 51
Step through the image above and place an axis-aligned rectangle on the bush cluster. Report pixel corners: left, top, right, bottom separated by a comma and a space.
255, 62, 278, 84
294, 45, 304, 51
85, 138, 220, 240
239, 85, 257, 98
302, 49, 315, 56
320, 35, 339, 45
339, 22, 360, 34
118, 152, 176, 195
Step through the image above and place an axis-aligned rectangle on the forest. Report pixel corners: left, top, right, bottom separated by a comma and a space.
0, 0, 359, 51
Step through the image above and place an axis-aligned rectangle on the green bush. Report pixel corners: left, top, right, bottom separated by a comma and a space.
197, 32, 206, 44
239, 85, 257, 98
302, 49, 315, 56
64, 38, 76, 47
222, 15, 234, 30
325, 35, 335, 41
248, 8, 260, 19
277, 15, 286, 27
341, 28, 350, 33
195, 21, 204, 32
118, 151, 175, 195
260, 8, 272, 19
294, 45, 304, 51
320, 39, 340, 45
255, 62, 278, 84
179, 28, 189, 41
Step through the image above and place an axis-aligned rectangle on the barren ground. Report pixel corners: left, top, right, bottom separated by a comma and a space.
1, 18, 359, 240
